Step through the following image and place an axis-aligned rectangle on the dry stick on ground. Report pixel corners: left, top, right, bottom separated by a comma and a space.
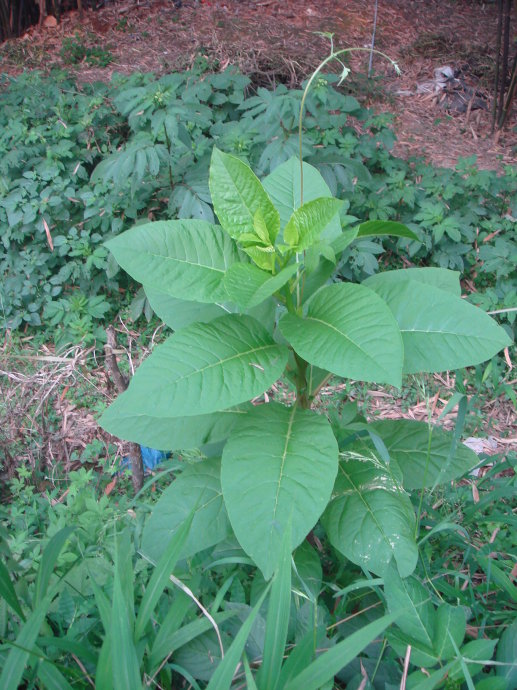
104, 325, 144, 493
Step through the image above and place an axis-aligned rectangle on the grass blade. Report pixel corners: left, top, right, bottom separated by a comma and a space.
256, 527, 292, 690
283, 612, 398, 690
0, 591, 55, 690
37, 659, 74, 690
34, 527, 75, 607
0, 558, 25, 621
135, 511, 193, 641
111, 569, 142, 690
206, 584, 271, 690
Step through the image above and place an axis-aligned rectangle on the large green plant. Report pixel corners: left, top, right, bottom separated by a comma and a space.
101, 142, 511, 582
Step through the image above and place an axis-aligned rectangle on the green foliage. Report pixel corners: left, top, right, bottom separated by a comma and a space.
60, 33, 113, 67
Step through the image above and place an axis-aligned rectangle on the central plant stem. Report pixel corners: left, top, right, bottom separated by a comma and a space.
293, 351, 310, 409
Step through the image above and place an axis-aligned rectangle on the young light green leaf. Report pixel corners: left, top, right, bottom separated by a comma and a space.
322, 451, 418, 577
111, 570, 142, 690
279, 283, 403, 387
367, 280, 512, 374
205, 585, 271, 690
223, 263, 298, 309
356, 220, 419, 241
209, 147, 280, 242
363, 267, 461, 297
99, 315, 288, 423
221, 403, 338, 580
283, 612, 398, 690
145, 288, 231, 330
283, 198, 342, 252
141, 458, 231, 563
106, 220, 240, 304
100, 402, 251, 450
256, 526, 292, 690
263, 157, 341, 242
362, 419, 479, 489
135, 511, 194, 641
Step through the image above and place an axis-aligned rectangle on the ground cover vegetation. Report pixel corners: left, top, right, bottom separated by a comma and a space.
1, 57, 516, 689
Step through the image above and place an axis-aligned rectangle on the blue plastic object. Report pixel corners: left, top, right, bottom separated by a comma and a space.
119, 446, 169, 474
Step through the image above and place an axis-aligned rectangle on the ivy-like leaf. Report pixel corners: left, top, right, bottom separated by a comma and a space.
106, 220, 239, 304
322, 450, 418, 577
279, 283, 403, 387
209, 147, 280, 242
221, 403, 338, 580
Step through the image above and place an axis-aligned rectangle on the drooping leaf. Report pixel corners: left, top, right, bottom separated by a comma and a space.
322, 450, 418, 577
367, 280, 512, 374
362, 419, 479, 489
279, 283, 403, 387
145, 288, 231, 330
34, 527, 75, 607
263, 157, 342, 242
223, 262, 298, 309
141, 458, 231, 563
100, 401, 250, 450
283, 198, 342, 252
99, 315, 288, 424
221, 403, 338, 580
106, 220, 240, 303
384, 560, 436, 656
356, 220, 419, 241
363, 267, 461, 297
209, 147, 280, 242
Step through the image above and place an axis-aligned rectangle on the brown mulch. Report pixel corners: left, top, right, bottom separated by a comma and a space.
1, 0, 516, 169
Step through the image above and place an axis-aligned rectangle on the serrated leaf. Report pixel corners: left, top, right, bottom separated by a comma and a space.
221, 403, 338, 580
367, 280, 512, 374
322, 450, 418, 577
141, 458, 231, 562
209, 147, 280, 242
145, 288, 230, 330
279, 283, 403, 387
263, 157, 341, 242
363, 267, 461, 297
106, 219, 240, 303
360, 419, 479, 489
224, 263, 298, 309
283, 198, 342, 252
384, 561, 435, 651
357, 220, 419, 241
99, 315, 288, 424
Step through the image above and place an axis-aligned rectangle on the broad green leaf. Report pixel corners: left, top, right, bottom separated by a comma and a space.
283, 612, 397, 690
205, 585, 271, 690
322, 451, 418, 577
145, 288, 230, 330
283, 198, 342, 252
448, 639, 498, 682
0, 590, 55, 690
106, 220, 240, 303
0, 558, 24, 620
221, 403, 338, 580
99, 315, 288, 422
363, 419, 479, 489
257, 527, 292, 690
141, 458, 231, 563
496, 619, 517, 689
388, 628, 439, 668
331, 227, 359, 254
135, 511, 194, 640
35, 527, 75, 607
367, 280, 512, 374
384, 561, 435, 650
356, 220, 419, 241
434, 604, 466, 660
363, 267, 461, 297
209, 147, 280, 242
100, 402, 250, 450
279, 283, 403, 387
111, 570, 142, 690
223, 262, 298, 309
